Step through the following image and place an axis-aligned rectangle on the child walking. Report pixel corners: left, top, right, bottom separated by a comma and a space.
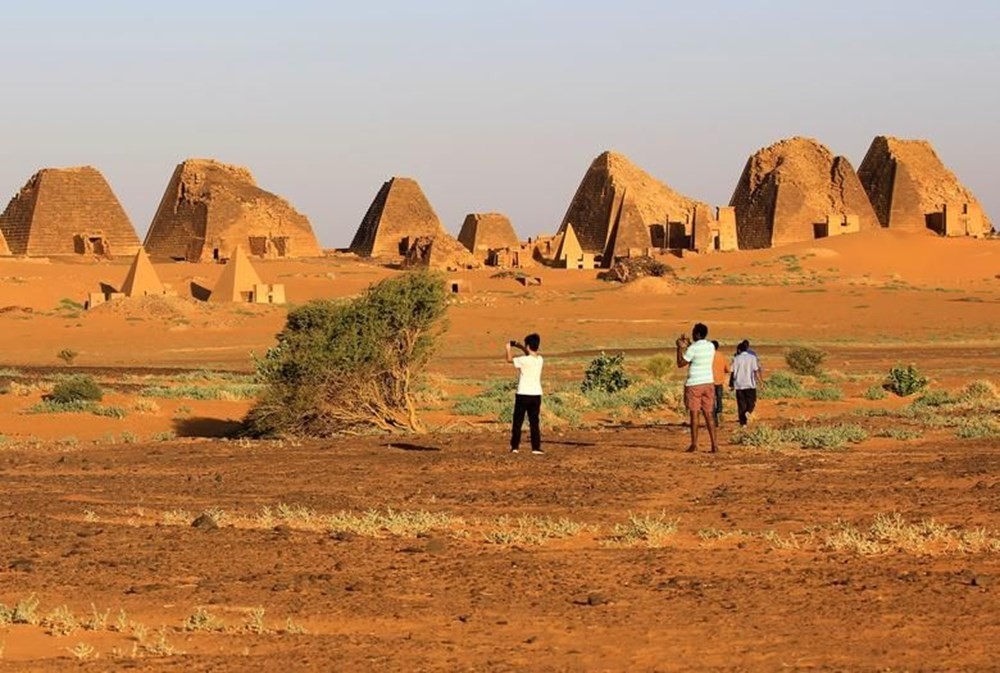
505, 333, 543, 455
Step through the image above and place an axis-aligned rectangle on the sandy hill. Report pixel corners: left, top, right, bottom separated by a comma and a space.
559, 151, 708, 256
144, 159, 322, 262
0, 166, 140, 257
858, 136, 992, 233
729, 137, 878, 250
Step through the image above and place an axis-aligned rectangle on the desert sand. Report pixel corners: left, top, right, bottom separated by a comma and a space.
0, 228, 997, 670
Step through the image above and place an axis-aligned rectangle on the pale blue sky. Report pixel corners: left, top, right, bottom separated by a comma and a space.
1, 0, 997, 245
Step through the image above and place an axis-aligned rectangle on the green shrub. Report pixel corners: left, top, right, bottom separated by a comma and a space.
785, 346, 826, 376
47, 376, 103, 404
864, 385, 888, 401
581, 352, 630, 394
886, 365, 928, 397
245, 271, 449, 436
913, 389, 953, 407
734, 425, 783, 448
955, 418, 1000, 439
784, 424, 867, 450
92, 406, 127, 419
759, 371, 804, 399
644, 355, 673, 379
808, 386, 843, 401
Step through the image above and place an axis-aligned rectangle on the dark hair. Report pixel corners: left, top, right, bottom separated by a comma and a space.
692, 323, 708, 340
524, 333, 541, 351
711, 340, 719, 350
737, 341, 749, 354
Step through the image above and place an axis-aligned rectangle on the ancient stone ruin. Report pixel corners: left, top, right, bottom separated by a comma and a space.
858, 136, 991, 237
209, 245, 285, 304
144, 159, 322, 262
0, 228, 10, 256
350, 177, 448, 258
554, 223, 595, 269
457, 212, 520, 262
403, 235, 479, 271
0, 166, 140, 257
729, 137, 879, 249
558, 151, 710, 266
86, 247, 176, 309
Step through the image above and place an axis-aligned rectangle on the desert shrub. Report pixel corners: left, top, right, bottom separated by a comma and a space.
644, 355, 673, 379
955, 418, 1000, 440
581, 352, 630, 394
785, 346, 826, 376
47, 375, 103, 404
453, 380, 516, 421
808, 386, 843, 401
783, 424, 867, 450
245, 271, 449, 436
885, 365, 928, 397
758, 371, 804, 399
56, 349, 78, 366
958, 380, 998, 403
92, 406, 127, 418
913, 389, 953, 407
864, 385, 888, 401
734, 424, 783, 448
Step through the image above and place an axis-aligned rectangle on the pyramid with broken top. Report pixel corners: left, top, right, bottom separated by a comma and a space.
457, 213, 520, 258
350, 177, 448, 258
209, 245, 265, 303
0, 166, 140, 257
120, 248, 165, 297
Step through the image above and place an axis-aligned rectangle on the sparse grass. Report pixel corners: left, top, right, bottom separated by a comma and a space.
864, 385, 888, 400
26, 399, 98, 414
758, 371, 805, 399
120, 431, 139, 444
131, 399, 161, 414
140, 383, 263, 401
785, 346, 826, 376
43, 605, 79, 636
609, 512, 679, 547
735, 423, 866, 450
150, 431, 177, 442
0, 594, 41, 625
874, 428, 924, 441
807, 386, 843, 401
92, 405, 128, 418
955, 417, 1000, 439
644, 355, 673, 379
183, 607, 226, 632
67, 642, 96, 660
243, 608, 267, 635
484, 515, 589, 546
48, 374, 102, 404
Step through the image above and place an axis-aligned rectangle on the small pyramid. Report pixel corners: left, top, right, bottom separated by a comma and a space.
120, 248, 164, 297
555, 223, 583, 262
457, 213, 520, 257
0, 227, 10, 256
209, 245, 264, 303
603, 189, 652, 264
350, 177, 447, 258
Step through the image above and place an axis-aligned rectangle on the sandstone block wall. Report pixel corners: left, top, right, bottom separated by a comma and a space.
144, 159, 322, 261
457, 212, 520, 258
0, 167, 140, 256
350, 177, 446, 258
730, 137, 879, 249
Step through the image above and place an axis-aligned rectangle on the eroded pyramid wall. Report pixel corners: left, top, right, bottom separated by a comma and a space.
729, 137, 879, 249
350, 177, 446, 258
145, 159, 322, 261
458, 213, 520, 257
0, 167, 139, 256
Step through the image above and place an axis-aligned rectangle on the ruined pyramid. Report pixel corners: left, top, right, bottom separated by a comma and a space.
457, 213, 520, 259
729, 137, 879, 249
144, 159, 322, 262
0, 166, 140, 257
558, 151, 708, 259
858, 136, 992, 235
350, 177, 447, 258
120, 248, 165, 297
603, 189, 652, 263
210, 245, 265, 303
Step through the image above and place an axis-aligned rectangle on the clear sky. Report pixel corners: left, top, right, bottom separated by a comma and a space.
1, 0, 997, 246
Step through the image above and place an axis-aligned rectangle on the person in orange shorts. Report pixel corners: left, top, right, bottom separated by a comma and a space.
676, 323, 719, 453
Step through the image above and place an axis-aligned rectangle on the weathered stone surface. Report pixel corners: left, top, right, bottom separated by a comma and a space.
144, 159, 321, 262
0, 227, 10, 256
351, 177, 447, 258
559, 151, 706, 260
729, 137, 879, 249
120, 248, 164, 297
403, 235, 479, 271
0, 166, 140, 257
858, 136, 992, 233
457, 213, 519, 259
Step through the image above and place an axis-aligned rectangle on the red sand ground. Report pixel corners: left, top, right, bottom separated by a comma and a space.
0, 229, 997, 670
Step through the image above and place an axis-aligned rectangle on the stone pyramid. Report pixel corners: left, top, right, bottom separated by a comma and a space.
559, 151, 707, 255
209, 245, 264, 303
858, 136, 992, 233
350, 177, 447, 258
144, 159, 322, 262
554, 223, 583, 262
603, 189, 651, 264
0, 227, 10, 256
457, 213, 520, 258
120, 248, 165, 297
729, 137, 879, 249
0, 166, 140, 257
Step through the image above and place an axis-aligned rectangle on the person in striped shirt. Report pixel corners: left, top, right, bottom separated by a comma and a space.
676, 323, 719, 453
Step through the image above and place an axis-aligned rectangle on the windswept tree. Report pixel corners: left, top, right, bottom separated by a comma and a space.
245, 271, 449, 436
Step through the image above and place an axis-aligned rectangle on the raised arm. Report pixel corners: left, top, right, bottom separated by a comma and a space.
675, 337, 690, 369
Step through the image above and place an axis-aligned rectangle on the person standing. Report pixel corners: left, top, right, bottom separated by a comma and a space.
711, 340, 730, 427
676, 323, 719, 453
731, 341, 763, 426
505, 334, 544, 455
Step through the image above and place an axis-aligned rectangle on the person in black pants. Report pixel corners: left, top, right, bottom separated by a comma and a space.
731, 340, 763, 426
505, 333, 544, 454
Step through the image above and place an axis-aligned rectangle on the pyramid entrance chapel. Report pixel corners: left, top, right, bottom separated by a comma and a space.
0, 166, 140, 257
143, 159, 322, 262
858, 136, 991, 237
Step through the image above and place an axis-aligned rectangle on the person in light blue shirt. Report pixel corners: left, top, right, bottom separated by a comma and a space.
675, 322, 719, 453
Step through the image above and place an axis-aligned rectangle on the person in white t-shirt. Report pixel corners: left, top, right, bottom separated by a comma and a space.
675, 322, 719, 453
505, 333, 544, 455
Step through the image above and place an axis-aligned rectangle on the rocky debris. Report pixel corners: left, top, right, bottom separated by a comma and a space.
403, 235, 479, 271
572, 591, 610, 606
191, 513, 219, 530
598, 256, 674, 283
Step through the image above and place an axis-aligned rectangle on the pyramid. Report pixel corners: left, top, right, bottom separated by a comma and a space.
729, 137, 879, 249
603, 189, 651, 264
457, 213, 520, 258
350, 177, 446, 258
559, 151, 707, 256
209, 245, 264, 303
0, 227, 9, 256
554, 222, 583, 262
403, 235, 479, 270
858, 136, 992, 233
120, 248, 165, 297
144, 159, 322, 262
0, 166, 140, 257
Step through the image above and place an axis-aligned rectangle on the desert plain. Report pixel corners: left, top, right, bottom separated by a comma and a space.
0, 228, 997, 671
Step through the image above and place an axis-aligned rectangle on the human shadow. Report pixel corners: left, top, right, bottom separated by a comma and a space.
388, 443, 442, 452
173, 417, 244, 438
